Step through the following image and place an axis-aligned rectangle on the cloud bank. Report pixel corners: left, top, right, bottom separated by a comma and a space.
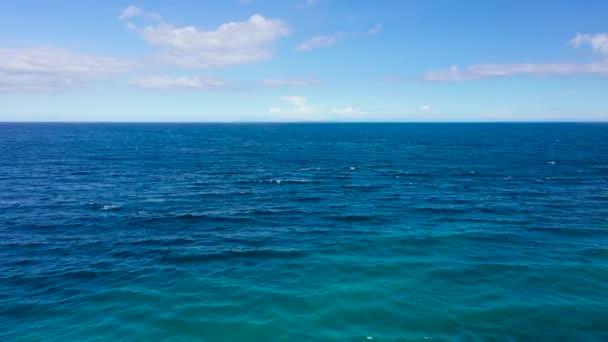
130, 76, 229, 90
262, 79, 322, 86
424, 33, 608, 81
0, 47, 133, 92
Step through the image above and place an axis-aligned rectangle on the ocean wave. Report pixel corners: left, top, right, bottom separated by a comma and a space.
293, 196, 324, 202
121, 237, 198, 247
248, 208, 306, 216
69, 171, 92, 175
143, 213, 257, 224
425, 263, 535, 281
580, 246, 608, 259
328, 214, 392, 223
340, 184, 388, 190
425, 197, 472, 204
159, 249, 306, 264
56, 269, 115, 281
100, 204, 121, 211
389, 172, 433, 178
432, 216, 528, 225
237, 178, 318, 184
3, 241, 46, 248
386, 231, 533, 249
411, 207, 466, 215
525, 226, 605, 237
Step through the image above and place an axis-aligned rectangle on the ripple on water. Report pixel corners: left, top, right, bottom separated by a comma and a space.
158, 249, 307, 264
2, 123, 608, 341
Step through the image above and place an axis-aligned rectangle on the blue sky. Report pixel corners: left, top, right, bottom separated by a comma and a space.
1, 0, 607, 122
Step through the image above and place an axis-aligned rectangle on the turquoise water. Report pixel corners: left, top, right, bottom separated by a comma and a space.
1, 123, 607, 341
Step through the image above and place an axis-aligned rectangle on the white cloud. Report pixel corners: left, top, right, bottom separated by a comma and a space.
130, 76, 229, 90
280, 95, 308, 107
119, 5, 141, 19
419, 105, 431, 112
262, 78, 322, 86
331, 107, 367, 115
570, 33, 608, 57
267, 97, 370, 121
424, 62, 608, 81
119, 5, 161, 21
135, 14, 290, 68
268, 96, 315, 117
424, 33, 608, 81
0, 47, 133, 92
296, 35, 337, 52
296, 24, 381, 52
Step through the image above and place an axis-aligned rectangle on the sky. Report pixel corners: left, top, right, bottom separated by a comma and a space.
1, 0, 607, 122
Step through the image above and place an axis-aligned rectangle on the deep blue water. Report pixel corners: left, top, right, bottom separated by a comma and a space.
1, 123, 607, 341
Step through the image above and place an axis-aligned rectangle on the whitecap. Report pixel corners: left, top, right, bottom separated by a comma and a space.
143, 198, 165, 203
101, 205, 121, 211
132, 210, 148, 217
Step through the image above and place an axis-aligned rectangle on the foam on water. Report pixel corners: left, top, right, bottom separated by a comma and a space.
101, 204, 121, 211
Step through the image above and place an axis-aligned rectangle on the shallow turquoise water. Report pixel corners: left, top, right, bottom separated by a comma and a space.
1, 123, 607, 341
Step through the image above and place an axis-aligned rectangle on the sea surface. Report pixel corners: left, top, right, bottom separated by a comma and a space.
1, 123, 607, 341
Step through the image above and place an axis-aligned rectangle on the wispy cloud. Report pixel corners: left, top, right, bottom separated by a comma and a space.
0, 47, 133, 92
119, 5, 161, 21
367, 24, 382, 35
423, 33, 608, 81
331, 107, 367, 115
130, 76, 229, 90
280, 95, 308, 107
424, 63, 608, 81
262, 78, 322, 86
419, 105, 432, 112
296, 24, 382, 52
296, 36, 338, 51
570, 33, 608, 57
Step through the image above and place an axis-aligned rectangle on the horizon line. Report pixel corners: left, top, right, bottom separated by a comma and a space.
1, 121, 607, 124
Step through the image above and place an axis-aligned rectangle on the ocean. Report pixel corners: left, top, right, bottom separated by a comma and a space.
1, 123, 607, 341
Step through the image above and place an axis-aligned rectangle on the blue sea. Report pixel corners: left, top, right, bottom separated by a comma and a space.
1, 123, 607, 341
